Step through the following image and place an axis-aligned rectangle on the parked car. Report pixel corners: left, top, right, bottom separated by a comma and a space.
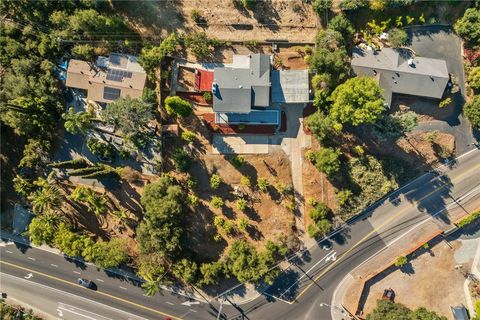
77, 278, 94, 289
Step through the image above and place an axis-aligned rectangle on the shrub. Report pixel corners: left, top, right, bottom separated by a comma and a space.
164, 96, 192, 117
230, 155, 246, 168
210, 196, 224, 209
190, 9, 202, 23
186, 176, 198, 189
68, 165, 103, 176
456, 210, 480, 228
187, 194, 199, 206
181, 130, 196, 143
316, 219, 333, 235
305, 150, 316, 162
353, 145, 365, 156
48, 158, 88, 169
307, 224, 320, 238
240, 0, 255, 10
312, 0, 332, 14
388, 28, 408, 48
81, 168, 120, 179
222, 220, 235, 235
468, 67, 480, 90
86, 138, 116, 160
236, 199, 248, 211
237, 217, 249, 232
394, 255, 408, 267
465, 96, 480, 128
309, 202, 331, 223
203, 91, 212, 101
337, 189, 352, 206
184, 32, 213, 60
210, 174, 222, 189
439, 97, 452, 108
171, 148, 190, 172
257, 178, 269, 192
241, 176, 251, 188
426, 130, 439, 144
307, 197, 318, 207
214, 216, 225, 227
313, 147, 341, 176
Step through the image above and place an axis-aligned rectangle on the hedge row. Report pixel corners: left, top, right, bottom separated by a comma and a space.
69, 166, 103, 176
456, 210, 480, 228
81, 169, 120, 179
48, 158, 88, 169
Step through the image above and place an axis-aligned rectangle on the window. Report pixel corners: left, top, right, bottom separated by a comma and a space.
103, 87, 121, 100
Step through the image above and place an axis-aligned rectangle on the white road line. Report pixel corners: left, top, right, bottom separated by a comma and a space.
27, 257, 36, 261
5, 250, 12, 253
1, 274, 149, 320
262, 291, 295, 305
189, 309, 198, 313
330, 183, 480, 312
73, 271, 81, 275
119, 286, 127, 290
50, 264, 58, 268
166, 302, 174, 305
96, 278, 104, 282
279, 250, 337, 298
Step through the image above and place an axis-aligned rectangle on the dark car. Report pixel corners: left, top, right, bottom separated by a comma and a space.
77, 278, 94, 289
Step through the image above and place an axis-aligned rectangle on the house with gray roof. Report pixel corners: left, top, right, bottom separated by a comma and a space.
212, 54, 310, 125
351, 47, 449, 107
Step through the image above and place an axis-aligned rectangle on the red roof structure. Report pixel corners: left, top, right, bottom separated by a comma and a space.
194, 69, 214, 92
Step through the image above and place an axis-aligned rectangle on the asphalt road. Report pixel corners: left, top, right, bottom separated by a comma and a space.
2, 148, 480, 320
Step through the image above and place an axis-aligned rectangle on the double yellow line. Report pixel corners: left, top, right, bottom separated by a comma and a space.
295, 162, 480, 300
0, 260, 183, 320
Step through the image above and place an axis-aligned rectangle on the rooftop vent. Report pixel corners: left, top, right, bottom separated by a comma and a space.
407, 58, 415, 67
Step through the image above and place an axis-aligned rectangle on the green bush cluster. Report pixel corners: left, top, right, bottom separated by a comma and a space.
456, 210, 480, 228
87, 138, 116, 160
48, 158, 88, 169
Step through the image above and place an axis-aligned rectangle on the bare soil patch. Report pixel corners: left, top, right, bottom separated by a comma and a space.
113, 0, 319, 42
177, 67, 196, 92
362, 241, 467, 319
166, 115, 296, 262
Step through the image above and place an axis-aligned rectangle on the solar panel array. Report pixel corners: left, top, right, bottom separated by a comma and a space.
103, 87, 121, 100
106, 69, 133, 82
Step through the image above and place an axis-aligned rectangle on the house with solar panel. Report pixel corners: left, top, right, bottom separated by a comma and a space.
194, 53, 310, 126
66, 53, 147, 104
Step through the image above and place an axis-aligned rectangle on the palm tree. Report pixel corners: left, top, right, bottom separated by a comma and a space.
69, 186, 107, 216
141, 274, 161, 297
28, 185, 62, 215
62, 107, 93, 134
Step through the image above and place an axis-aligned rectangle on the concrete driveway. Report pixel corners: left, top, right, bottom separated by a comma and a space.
405, 25, 476, 153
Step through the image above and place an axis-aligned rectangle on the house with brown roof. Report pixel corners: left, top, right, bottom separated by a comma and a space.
66, 53, 147, 104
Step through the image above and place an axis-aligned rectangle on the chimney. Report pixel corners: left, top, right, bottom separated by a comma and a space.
408, 58, 415, 67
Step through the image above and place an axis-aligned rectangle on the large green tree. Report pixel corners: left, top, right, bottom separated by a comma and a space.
101, 97, 153, 138
62, 107, 93, 134
468, 67, 480, 91
454, 7, 480, 46
91, 238, 129, 269
164, 96, 193, 117
28, 185, 62, 215
329, 77, 385, 126
367, 300, 446, 320
465, 95, 480, 128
